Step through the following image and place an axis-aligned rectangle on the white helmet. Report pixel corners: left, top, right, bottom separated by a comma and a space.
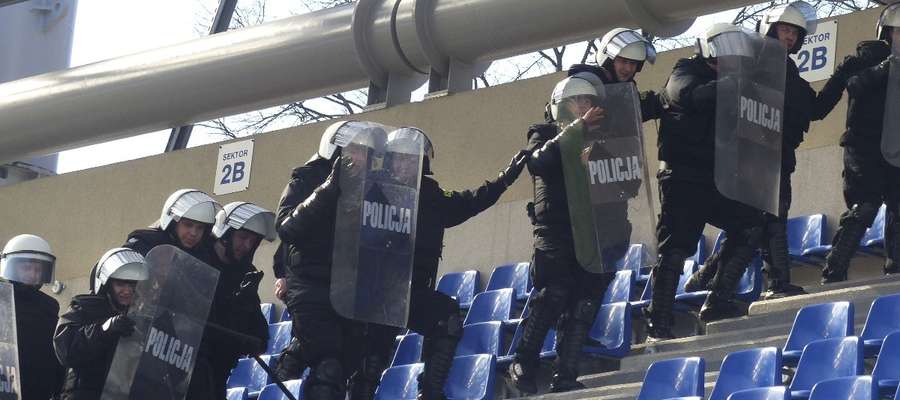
878, 2, 900, 43
596, 28, 657, 72
697, 23, 758, 59
212, 202, 277, 242
1, 234, 55, 286
758, 1, 817, 54
309, 121, 393, 163
549, 76, 603, 121
159, 189, 222, 231
93, 248, 148, 295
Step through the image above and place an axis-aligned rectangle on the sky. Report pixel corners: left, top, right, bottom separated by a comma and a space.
53, 1, 736, 174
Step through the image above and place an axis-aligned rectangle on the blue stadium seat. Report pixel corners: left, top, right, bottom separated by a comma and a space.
260, 303, 275, 324
496, 321, 556, 366
392, 333, 424, 367
871, 331, 900, 396
375, 363, 424, 400
584, 302, 631, 358
603, 270, 634, 304
636, 357, 705, 400
437, 270, 480, 309
486, 263, 530, 301
788, 337, 863, 400
709, 347, 782, 400
444, 354, 496, 400
227, 355, 278, 397
227, 387, 248, 400
860, 204, 887, 250
661, 397, 702, 400
712, 231, 726, 255
463, 289, 513, 326
616, 244, 651, 281
782, 301, 854, 366
727, 387, 789, 400
280, 307, 291, 322
257, 379, 303, 400
786, 214, 832, 263
809, 376, 875, 400
688, 234, 708, 265
456, 321, 502, 357
266, 321, 293, 355
860, 294, 900, 356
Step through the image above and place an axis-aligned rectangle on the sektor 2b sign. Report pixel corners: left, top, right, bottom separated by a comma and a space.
791, 20, 838, 83
214, 139, 254, 195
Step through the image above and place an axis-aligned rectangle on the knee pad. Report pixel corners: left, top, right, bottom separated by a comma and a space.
655, 250, 688, 273
360, 354, 388, 381
435, 311, 463, 340
534, 284, 569, 313
849, 203, 879, 225
740, 226, 764, 248
310, 358, 345, 388
571, 299, 598, 324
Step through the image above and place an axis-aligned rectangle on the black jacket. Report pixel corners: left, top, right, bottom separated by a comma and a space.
122, 227, 214, 261
12, 282, 64, 400
567, 64, 664, 122
54, 295, 119, 400
525, 123, 569, 237
782, 59, 817, 173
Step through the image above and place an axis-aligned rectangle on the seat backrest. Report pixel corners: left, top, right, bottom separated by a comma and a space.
872, 331, 900, 385
257, 379, 303, 400
861, 294, 900, 342
603, 270, 634, 304
784, 302, 854, 354
861, 204, 887, 246
688, 235, 707, 265
226, 387, 248, 400
392, 333, 424, 367
735, 256, 763, 302
456, 321, 502, 357
789, 337, 863, 393
725, 387, 788, 400
616, 244, 648, 273
246, 355, 275, 394
260, 303, 275, 324
808, 376, 875, 400
280, 307, 291, 322
464, 289, 512, 326
227, 358, 256, 389
374, 363, 425, 400
709, 347, 782, 400
712, 231, 726, 255
486, 263, 529, 298
636, 357, 705, 400
444, 354, 496, 400
588, 302, 631, 357
266, 321, 293, 355
437, 270, 479, 306
676, 261, 698, 295
787, 214, 826, 253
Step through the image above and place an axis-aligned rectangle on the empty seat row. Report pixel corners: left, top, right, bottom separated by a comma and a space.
376, 354, 496, 400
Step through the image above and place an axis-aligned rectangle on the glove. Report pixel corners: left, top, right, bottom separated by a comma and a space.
234, 270, 264, 302
498, 150, 530, 187
856, 40, 890, 66
102, 314, 135, 338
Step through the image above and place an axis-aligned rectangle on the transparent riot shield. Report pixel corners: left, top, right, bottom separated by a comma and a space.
0, 282, 19, 400
101, 245, 219, 400
714, 31, 785, 215
559, 83, 657, 273
331, 124, 421, 328
883, 48, 900, 167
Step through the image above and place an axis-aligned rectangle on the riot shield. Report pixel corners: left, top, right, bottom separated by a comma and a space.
559, 83, 657, 273
101, 245, 219, 400
714, 30, 785, 215
330, 124, 421, 328
0, 282, 19, 400
883, 48, 900, 167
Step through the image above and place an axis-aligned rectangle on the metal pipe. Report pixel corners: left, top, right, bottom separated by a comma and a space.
0, 0, 767, 164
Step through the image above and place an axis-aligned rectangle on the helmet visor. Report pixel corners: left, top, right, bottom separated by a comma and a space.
606, 30, 657, 64
708, 30, 757, 58
1, 253, 54, 285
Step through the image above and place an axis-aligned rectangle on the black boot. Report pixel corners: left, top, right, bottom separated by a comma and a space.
646, 252, 686, 342
418, 316, 462, 400
684, 262, 717, 293
549, 299, 597, 393
762, 221, 807, 300
700, 242, 755, 322
822, 204, 878, 284
349, 354, 387, 400
273, 338, 306, 383
884, 220, 900, 275
305, 358, 346, 400
509, 286, 567, 394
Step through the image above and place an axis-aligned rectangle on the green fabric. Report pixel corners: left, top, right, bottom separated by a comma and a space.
559, 120, 603, 272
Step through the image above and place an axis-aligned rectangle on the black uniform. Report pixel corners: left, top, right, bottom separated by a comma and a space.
186, 249, 269, 400
12, 282, 64, 400
812, 40, 898, 281
54, 295, 120, 400
649, 56, 766, 330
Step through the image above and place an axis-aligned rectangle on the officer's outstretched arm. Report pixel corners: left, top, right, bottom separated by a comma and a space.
438, 151, 528, 228
526, 126, 561, 176
278, 164, 340, 244
53, 316, 111, 367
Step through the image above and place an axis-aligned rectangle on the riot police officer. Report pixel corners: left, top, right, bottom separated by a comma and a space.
277, 122, 527, 400
187, 202, 274, 400
685, 2, 817, 299
509, 30, 657, 395
0, 234, 65, 400
122, 189, 222, 258
54, 248, 149, 400
814, 3, 899, 283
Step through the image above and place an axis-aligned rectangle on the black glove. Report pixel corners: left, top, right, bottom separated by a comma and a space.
234, 270, 264, 302
856, 40, 891, 66
498, 150, 530, 187
102, 314, 135, 338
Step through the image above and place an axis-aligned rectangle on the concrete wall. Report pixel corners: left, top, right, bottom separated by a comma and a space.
0, 7, 887, 309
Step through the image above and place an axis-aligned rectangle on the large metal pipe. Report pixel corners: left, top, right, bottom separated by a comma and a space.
0, 0, 766, 164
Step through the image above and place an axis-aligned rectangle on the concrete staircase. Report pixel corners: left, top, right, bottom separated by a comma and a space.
503, 273, 900, 400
